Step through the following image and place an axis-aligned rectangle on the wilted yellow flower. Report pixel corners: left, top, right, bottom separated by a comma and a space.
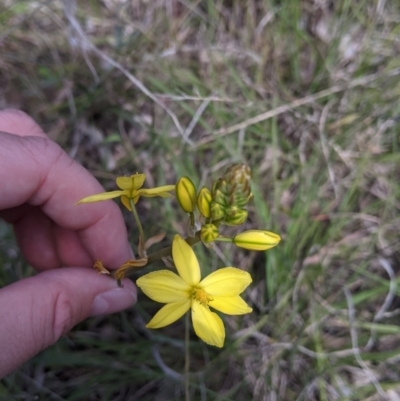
197, 187, 212, 218
136, 235, 252, 348
176, 176, 197, 213
77, 173, 175, 211
233, 230, 281, 251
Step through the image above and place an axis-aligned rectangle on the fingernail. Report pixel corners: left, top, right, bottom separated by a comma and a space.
90, 287, 136, 316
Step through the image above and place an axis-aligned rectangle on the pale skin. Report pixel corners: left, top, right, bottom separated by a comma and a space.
0, 109, 137, 378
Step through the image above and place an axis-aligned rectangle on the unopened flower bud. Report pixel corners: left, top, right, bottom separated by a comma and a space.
200, 224, 219, 243
211, 179, 228, 205
197, 187, 212, 218
176, 176, 197, 213
210, 201, 226, 220
224, 208, 248, 226
233, 230, 281, 251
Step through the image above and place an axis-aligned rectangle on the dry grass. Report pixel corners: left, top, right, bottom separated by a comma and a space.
2, 0, 400, 400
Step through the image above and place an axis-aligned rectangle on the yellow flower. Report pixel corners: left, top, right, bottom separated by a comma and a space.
136, 235, 252, 347
233, 230, 281, 251
77, 173, 175, 211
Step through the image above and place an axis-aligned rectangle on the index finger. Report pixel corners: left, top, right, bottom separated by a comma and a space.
0, 115, 132, 268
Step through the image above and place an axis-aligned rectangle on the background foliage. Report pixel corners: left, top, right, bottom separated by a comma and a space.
1, 0, 400, 400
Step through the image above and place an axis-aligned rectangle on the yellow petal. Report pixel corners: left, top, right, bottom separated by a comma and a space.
76, 190, 125, 204
120, 195, 132, 211
136, 270, 190, 303
116, 174, 145, 190
191, 301, 225, 347
139, 185, 175, 198
172, 235, 201, 286
146, 300, 191, 329
209, 295, 252, 315
200, 267, 252, 296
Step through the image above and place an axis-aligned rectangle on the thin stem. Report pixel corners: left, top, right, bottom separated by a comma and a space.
184, 311, 190, 401
129, 198, 146, 254
189, 212, 195, 229
213, 236, 233, 243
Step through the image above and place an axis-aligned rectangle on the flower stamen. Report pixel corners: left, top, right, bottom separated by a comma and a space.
191, 287, 213, 306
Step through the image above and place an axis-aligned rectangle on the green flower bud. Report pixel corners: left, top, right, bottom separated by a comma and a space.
200, 224, 219, 243
224, 208, 248, 226
233, 230, 281, 251
211, 164, 253, 210
197, 187, 212, 218
210, 201, 226, 220
176, 176, 197, 213
211, 179, 228, 206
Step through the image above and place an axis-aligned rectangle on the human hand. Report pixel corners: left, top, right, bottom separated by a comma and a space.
0, 109, 136, 377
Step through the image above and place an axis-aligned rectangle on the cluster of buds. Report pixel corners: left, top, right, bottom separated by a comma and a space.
210, 164, 252, 225
176, 164, 281, 250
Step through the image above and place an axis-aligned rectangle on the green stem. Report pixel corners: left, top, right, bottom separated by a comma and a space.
189, 212, 195, 229
129, 198, 146, 252
213, 236, 233, 243
184, 311, 190, 401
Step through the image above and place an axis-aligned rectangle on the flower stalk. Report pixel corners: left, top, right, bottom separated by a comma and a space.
129, 198, 146, 257
185, 311, 190, 401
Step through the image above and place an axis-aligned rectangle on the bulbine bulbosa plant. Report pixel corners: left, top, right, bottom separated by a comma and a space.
77, 163, 281, 393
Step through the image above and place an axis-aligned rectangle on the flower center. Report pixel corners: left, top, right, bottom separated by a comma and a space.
191, 286, 213, 306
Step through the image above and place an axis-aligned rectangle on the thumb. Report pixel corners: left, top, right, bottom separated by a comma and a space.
0, 268, 136, 377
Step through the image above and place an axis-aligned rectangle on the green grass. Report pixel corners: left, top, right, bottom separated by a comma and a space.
2, 0, 400, 399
